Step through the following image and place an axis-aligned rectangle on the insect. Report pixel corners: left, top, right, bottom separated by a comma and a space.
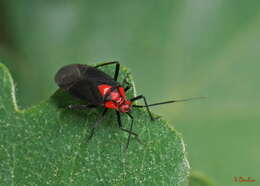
55, 61, 202, 149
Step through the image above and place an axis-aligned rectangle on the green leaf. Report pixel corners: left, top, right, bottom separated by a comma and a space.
0, 62, 189, 186
189, 171, 215, 186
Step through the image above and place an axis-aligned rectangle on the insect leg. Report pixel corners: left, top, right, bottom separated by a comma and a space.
95, 61, 120, 81
130, 95, 155, 121
122, 80, 131, 92
87, 108, 108, 142
121, 72, 132, 92
116, 111, 142, 150
124, 86, 131, 92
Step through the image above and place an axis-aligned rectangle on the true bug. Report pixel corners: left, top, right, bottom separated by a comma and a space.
55, 61, 202, 149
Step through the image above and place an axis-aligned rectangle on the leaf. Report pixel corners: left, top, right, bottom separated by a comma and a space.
0, 62, 189, 186
189, 171, 215, 186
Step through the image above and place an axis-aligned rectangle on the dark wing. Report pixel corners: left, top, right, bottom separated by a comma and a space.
55, 64, 119, 105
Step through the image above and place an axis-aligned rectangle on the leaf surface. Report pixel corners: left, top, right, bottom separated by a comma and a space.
0, 63, 189, 186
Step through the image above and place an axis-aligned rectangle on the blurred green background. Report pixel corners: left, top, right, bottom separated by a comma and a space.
0, 1, 259, 185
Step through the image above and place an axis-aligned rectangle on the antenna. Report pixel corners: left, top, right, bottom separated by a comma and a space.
132, 97, 206, 108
